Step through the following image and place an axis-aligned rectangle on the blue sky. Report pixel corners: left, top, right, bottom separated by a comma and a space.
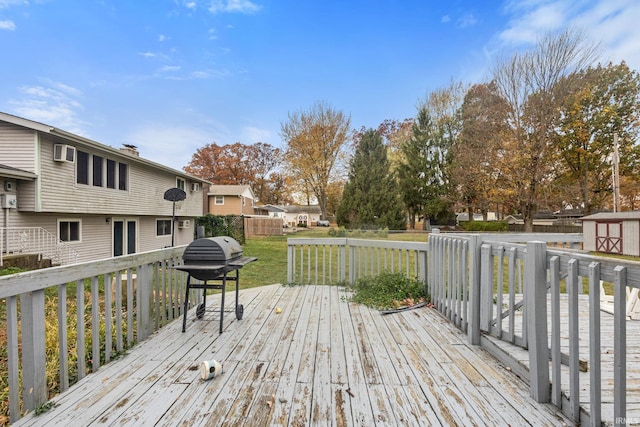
1, 0, 639, 171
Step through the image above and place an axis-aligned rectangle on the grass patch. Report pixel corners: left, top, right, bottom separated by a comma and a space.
238, 229, 429, 288
240, 235, 289, 287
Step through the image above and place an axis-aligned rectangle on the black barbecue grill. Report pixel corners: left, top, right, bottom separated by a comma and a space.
175, 236, 257, 333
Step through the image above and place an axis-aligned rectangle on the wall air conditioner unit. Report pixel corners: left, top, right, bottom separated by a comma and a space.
1, 194, 17, 209
190, 183, 201, 192
178, 219, 191, 229
53, 144, 76, 163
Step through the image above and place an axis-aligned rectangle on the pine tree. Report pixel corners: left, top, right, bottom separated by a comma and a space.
397, 107, 454, 228
337, 130, 405, 230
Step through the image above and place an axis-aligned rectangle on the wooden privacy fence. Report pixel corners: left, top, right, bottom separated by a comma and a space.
287, 233, 639, 426
244, 217, 283, 236
0, 246, 203, 424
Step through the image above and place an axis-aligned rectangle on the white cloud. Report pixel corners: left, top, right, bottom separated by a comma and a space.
240, 126, 271, 144
9, 81, 88, 135
497, 0, 640, 69
0, 0, 28, 9
159, 65, 181, 72
208, 0, 261, 15
457, 13, 478, 28
189, 70, 210, 79
0, 19, 15, 30
158, 34, 169, 42
124, 125, 219, 170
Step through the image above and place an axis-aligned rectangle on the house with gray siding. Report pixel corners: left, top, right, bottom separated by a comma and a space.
0, 111, 208, 263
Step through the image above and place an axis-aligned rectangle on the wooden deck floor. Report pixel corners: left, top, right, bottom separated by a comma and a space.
14, 284, 571, 426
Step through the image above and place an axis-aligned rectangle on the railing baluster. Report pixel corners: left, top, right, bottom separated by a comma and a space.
507, 247, 516, 343
58, 283, 69, 391
496, 245, 504, 337
7, 295, 19, 423
76, 279, 86, 380
104, 273, 113, 363
91, 275, 100, 372
115, 272, 123, 353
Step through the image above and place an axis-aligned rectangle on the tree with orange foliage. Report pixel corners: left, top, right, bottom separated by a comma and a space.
184, 141, 282, 203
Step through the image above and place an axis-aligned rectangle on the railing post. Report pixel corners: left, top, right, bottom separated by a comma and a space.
614, 266, 627, 426
468, 235, 481, 345
480, 243, 493, 332
21, 290, 48, 412
525, 241, 550, 402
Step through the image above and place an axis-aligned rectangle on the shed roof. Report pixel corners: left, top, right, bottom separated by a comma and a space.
581, 211, 640, 220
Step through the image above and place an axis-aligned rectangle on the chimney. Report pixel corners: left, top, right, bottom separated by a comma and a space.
121, 144, 139, 156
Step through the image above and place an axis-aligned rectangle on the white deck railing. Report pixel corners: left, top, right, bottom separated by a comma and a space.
0, 246, 203, 424
287, 233, 639, 426
0, 227, 79, 266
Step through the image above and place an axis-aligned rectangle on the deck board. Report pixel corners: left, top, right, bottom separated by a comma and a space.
14, 284, 574, 427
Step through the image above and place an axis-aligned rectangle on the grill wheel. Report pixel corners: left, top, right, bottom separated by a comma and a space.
196, 303, 206, 319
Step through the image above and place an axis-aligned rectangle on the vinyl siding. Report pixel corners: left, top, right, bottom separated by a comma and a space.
7, 213, 194, 262
623, 220, 639, 256
0, 122, 36, 172
208, 195, 243, 215
1, 118, 205, 262
582, 221, 596, 251
36, 136, 203, 217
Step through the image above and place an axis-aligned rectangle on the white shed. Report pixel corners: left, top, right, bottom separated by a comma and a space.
581, 211, 640, 256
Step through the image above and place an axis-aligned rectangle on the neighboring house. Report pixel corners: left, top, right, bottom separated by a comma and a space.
582, 211, 640, 256
263, 204, 322, 227
207, 185, 256, 216
0, 111, 208, 263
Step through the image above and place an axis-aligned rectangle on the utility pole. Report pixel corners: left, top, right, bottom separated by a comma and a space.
612, 133, 620, 212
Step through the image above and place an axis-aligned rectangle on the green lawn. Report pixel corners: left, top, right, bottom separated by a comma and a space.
239, 228, 429, 288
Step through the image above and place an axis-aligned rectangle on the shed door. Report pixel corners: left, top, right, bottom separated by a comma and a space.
595, 222, 622, 254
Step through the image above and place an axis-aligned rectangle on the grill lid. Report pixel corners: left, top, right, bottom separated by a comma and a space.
183, 236, 243, 265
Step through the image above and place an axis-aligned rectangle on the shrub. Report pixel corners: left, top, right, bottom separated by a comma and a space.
460, 221, 508, 232
347, 271, 429, 310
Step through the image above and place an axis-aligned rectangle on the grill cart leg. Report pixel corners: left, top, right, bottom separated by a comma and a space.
197, 283, 207, 319
182, 274, 192, 333
220, 273, 226, 334
235, 270, 243, 320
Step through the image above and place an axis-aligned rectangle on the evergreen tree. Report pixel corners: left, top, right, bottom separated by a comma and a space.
397, 107, 454, 228
337, 130, 405, 230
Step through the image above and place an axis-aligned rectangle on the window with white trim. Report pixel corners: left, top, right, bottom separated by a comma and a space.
215, 195, 224, 205
156, 219, 172, 236
176, 178, 185, 190
59, 219, 81, 242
